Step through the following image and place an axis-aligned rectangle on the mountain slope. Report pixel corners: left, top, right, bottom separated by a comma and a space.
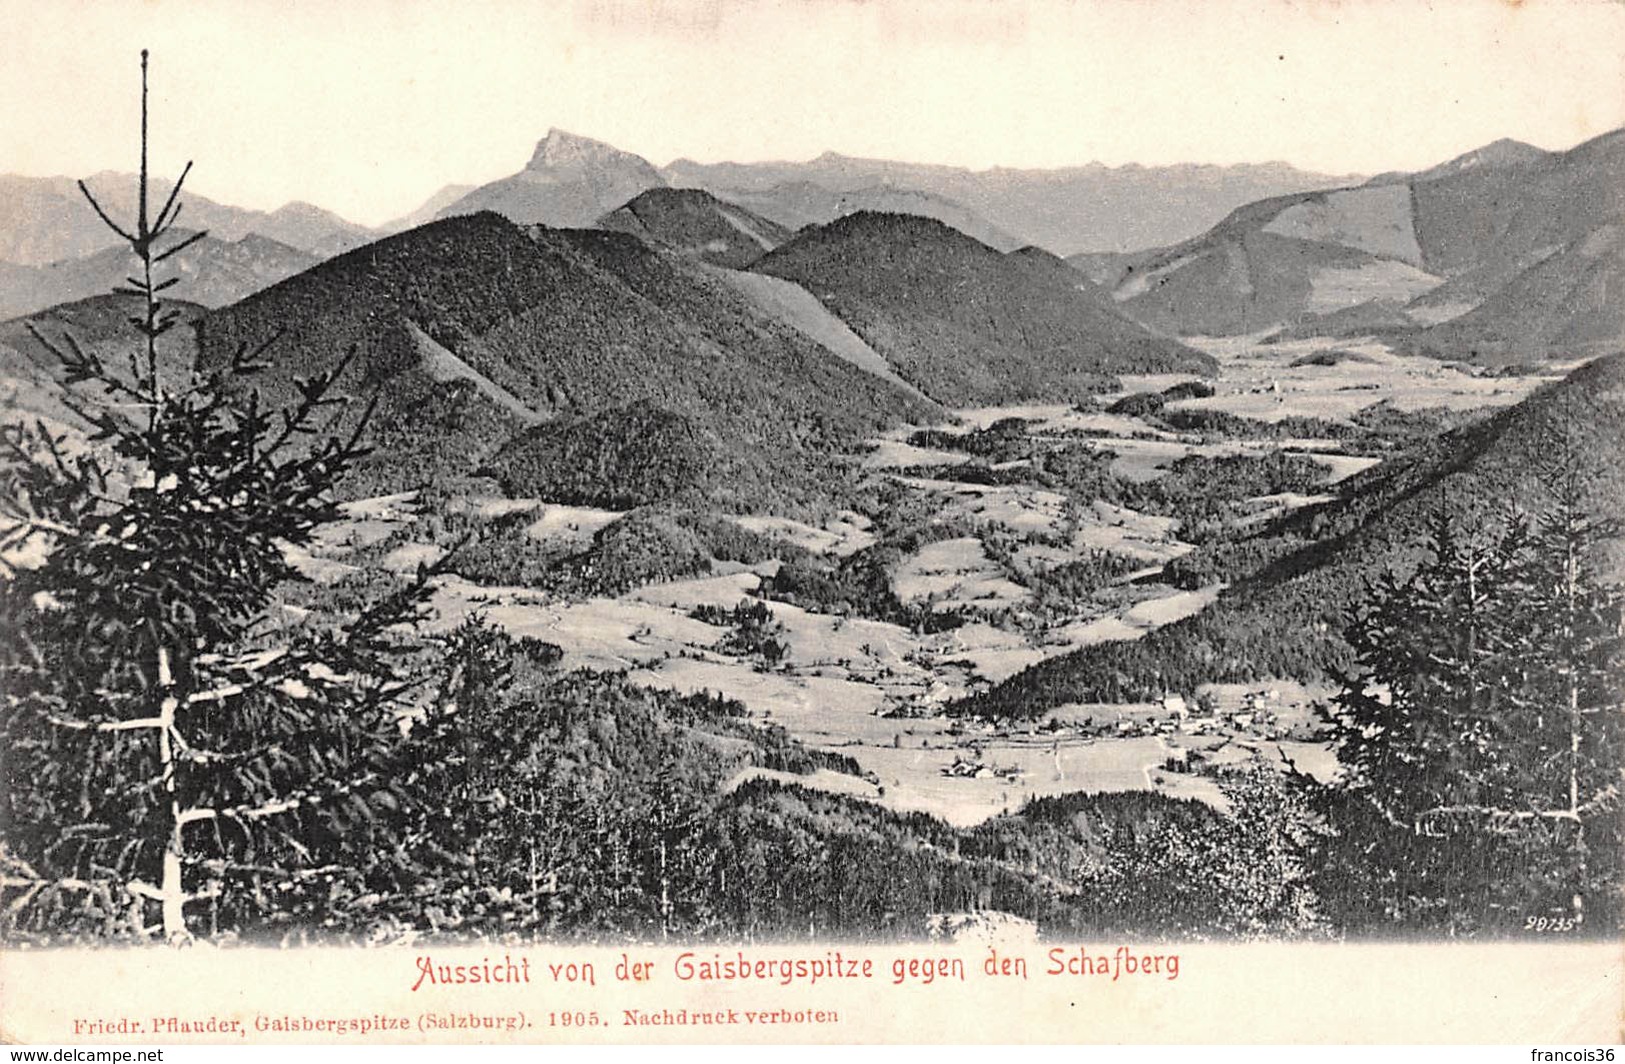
1079, 127, 1625, 350
595, 187, 790, 268
0, 173, 373, 265
381, 184, 478, 234
703, 268, 924, 398
252, 202, 376, 259
1408, 129, 1622, 292
1410, 137, 1552, 183
1407, 223, 1625, 363
700, 181, 1023, 251
697, 180, 837, 231
0, 294, 207, 433
1090, 185, 1447, 336
832, 187, 1023, 252
436, 129, 667, 228
750, 211, 1215, 406
664, 153, 1363, 255
487, 401, 734, 509
193, 212, 935, 506
0, 232, 317, 321
956, 353, 1625, 717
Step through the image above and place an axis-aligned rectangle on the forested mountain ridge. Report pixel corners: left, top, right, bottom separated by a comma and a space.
192, 211, 937, 508
596, 187, 791, 269
751, 211, 1216, 406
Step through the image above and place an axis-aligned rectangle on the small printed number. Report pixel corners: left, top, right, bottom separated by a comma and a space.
548, 1011, 602, 1027
1523, 915, 1578, 933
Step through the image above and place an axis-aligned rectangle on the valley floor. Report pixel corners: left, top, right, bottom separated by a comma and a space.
285, 336, 1562, 828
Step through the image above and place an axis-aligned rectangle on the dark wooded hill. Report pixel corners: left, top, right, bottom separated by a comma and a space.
192, 212, 937, 509
0, 293, 207, 432
595, 187, 791, 269
750, 211, 1216, 406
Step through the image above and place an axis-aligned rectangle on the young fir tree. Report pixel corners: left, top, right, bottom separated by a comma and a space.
1490, 417, 1623, 930
1327, 457, 1623, 934
1333, 510, 1528, 833
0, 51, 446, 943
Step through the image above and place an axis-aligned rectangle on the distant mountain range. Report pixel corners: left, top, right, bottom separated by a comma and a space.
664, 152, 1365, 256
7, 123, 1617, 431
1071, 128, 1625, 363
0, 172, 372, 265
0, 172, 365, 319
428, 129, 1028, 252
688, 181, 1027, 253
380, 183, 476, 234
420, 129, 1356, 256
0, 230, 316, 321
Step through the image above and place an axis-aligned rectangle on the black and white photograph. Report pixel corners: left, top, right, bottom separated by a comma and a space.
0, 0, 1621, 1045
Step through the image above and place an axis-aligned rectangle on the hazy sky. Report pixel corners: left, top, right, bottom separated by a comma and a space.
5, 0, 1624, 227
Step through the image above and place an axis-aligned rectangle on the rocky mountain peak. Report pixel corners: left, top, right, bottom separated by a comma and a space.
527, 128, 644, 171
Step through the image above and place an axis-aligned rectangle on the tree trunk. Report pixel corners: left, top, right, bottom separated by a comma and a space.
157, 646, 186, 940
658, 837, 671, 940
1564, 526, 1584, 926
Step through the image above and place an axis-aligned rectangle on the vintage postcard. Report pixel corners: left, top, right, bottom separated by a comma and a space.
1, 0, 1622, 1047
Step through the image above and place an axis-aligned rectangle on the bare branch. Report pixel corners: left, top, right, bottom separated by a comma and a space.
154, 230, 208, 264
151, 160, 194, 234
76, 181, 136, 244
45, 713, 166, 734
